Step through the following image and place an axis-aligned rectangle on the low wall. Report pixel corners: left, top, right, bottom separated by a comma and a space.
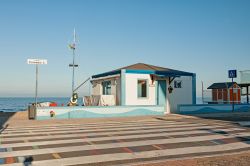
178, 104, 250, 114
36, 105, 165, 120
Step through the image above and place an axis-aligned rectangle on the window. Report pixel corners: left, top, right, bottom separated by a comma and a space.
102, 81, 111, 95
138, 80, 147, 98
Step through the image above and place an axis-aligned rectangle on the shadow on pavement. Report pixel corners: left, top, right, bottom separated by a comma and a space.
199, 128, 229, 135
198, 121, 250, 145
185, 112, 250, 128
23, 156, 33, 166
0, 112, 16, 134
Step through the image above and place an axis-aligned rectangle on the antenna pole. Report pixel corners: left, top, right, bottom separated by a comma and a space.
202, 81, 204, 104
68, 28, 79, 98
72, 50, 75, 95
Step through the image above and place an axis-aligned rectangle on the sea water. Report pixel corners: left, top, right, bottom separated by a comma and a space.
0, 97, 204, 112
0, 97, 83, 112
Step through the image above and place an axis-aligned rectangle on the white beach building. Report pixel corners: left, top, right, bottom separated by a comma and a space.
90, 63, 196, 113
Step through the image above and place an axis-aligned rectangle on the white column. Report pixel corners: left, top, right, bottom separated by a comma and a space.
165, 78, 171, 114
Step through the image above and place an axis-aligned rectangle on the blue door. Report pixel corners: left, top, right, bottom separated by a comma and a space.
157, 80, 166, 105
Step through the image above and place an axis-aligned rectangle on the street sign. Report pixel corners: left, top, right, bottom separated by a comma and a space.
228, 70, 237, 78
27, 59, 47, 65
228, 69, 237, 112
27, 58, 47, 115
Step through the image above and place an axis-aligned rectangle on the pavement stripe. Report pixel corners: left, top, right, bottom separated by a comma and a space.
2, 126, 229, 147
87, 141, 95, 145
52, 153, 61, 159
23, 140, 29, 143
32, 146, 39, 150
0, 148, 6, 152
0, 124, 215, 139
122, 147, 134, 153
0, 158, 4, 164
6, 148, 12, 152
152, 144, 163, 150
2, 125, 203, 137
3, 126, 242, 144
1, 122, 205, 135
0, 127, 243, 148
91, 149, 100, 155
2, 120, 181, 131
1, 121, 201, 132
0, 124, 224, 141
62, 147, 250, 166
0, 118, 249, 166
4, 119, 184, 128
1, 142, 250, 166
5, 157, 15, 164
1, 118, 248, 165
2, 124, 242, 139
1, 131, 250, 158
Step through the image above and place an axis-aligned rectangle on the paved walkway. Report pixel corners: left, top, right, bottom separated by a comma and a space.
0, 115, 250, 165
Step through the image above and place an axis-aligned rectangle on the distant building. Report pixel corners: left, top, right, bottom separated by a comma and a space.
90, 63, 196, 113
207, 82, 241, 104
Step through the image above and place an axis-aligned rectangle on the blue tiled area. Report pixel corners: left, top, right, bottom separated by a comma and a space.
0, 158, 5, 164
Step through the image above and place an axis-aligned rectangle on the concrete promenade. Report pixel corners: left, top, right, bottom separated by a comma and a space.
0, 113, 250, 165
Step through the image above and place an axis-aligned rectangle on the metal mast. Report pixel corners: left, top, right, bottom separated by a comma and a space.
69, 29, 78, 95
72, 29, 76, 95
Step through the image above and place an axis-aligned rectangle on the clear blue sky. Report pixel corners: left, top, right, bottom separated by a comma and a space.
0, 0, 249, 97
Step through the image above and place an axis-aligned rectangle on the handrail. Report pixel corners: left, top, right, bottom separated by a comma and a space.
73, 77, 91, 93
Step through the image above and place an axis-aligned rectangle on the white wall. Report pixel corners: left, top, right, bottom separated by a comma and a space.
168, 76, 193, 113
125, 73, 156, 105
92, 74, 194, 111
92, 80, 102, 95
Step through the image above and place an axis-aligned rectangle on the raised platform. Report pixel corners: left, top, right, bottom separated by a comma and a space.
34, 105, 165, 120
178, 104, 250, 114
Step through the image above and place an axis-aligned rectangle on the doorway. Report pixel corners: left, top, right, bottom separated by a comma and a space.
157, 80, 167, 105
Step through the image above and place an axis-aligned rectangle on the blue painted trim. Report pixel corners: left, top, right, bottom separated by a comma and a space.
155, 71, 194, 77
126, 69, 194, 77
126, 69, 155, 74
92, 70, 121, 78
156, 80, 167, 106
121, 69, 126, 105
192, 74, 196, 104
92, 69, 195, 79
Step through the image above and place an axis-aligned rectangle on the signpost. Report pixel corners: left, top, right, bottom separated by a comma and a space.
27, 59, 47, 115
228, 70, 237, 112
